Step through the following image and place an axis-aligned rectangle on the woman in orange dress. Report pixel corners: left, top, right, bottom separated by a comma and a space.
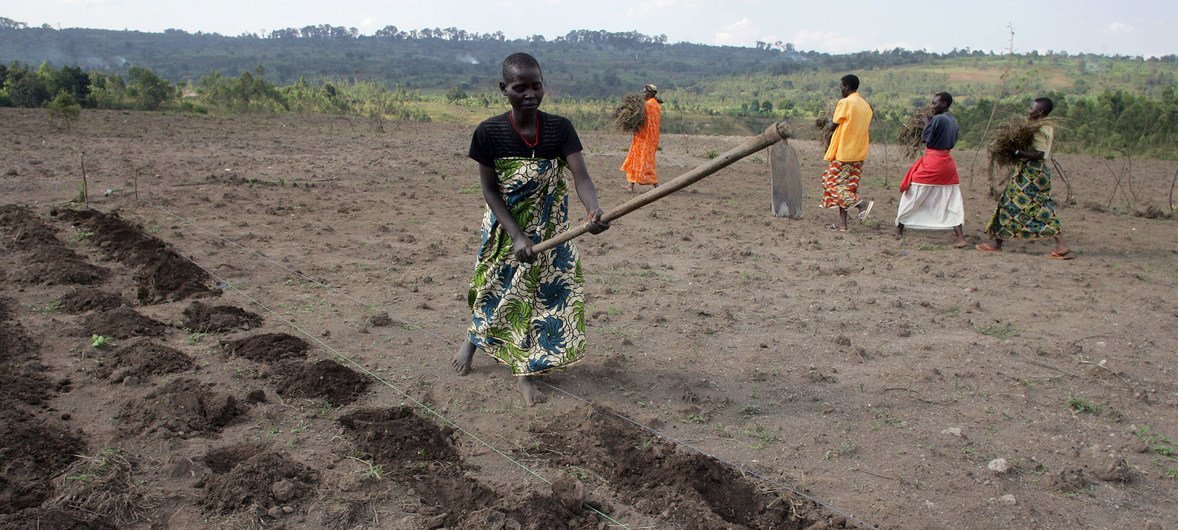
621, 84, 661, 192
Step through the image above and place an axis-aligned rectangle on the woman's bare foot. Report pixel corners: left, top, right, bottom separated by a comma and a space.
518, 376, 547, 407
622, 183, 635, 192
953, 237, 968, 248
894, 224, 904, 240
451, 342, 475, 376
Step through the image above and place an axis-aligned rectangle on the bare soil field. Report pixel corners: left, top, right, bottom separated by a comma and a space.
1, 108, 1176, 529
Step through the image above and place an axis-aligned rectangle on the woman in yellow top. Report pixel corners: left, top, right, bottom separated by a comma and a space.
621, 84, 662, 192
978, 97, 1071, 259
820, 74, 874, 231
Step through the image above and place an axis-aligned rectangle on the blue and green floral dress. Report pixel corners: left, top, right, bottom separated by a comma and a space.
467, 112, 587, 375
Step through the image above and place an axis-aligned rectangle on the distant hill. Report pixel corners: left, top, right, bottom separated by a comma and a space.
3, 20, 1177, 157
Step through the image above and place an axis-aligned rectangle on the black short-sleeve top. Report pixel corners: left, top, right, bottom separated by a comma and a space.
468, 111, 583, 168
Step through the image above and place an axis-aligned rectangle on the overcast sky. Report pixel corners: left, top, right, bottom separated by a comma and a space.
2, 0, 1174, 57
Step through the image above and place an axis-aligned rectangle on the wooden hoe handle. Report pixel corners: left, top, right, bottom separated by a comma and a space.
532, 121, 792, 254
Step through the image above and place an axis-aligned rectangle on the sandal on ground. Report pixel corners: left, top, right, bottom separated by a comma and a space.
975, 243, 1001, 252
1047, 250, 1074, 260
826, 223, 848, 232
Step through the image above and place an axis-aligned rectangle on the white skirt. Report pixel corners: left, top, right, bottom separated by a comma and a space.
895, 183, 964, 229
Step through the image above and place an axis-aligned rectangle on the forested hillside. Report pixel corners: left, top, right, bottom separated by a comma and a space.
2, 17, 1177, 158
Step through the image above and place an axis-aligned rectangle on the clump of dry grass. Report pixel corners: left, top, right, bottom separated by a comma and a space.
814, 117, 836, 149
51, 449, 157, 525
988, 117, 1058, 171
898, 106, 936, 159
611, 93, 647, 133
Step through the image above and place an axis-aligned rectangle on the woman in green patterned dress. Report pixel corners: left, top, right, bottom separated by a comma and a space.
977, 97, 1072, 259
452, 53, 610, 406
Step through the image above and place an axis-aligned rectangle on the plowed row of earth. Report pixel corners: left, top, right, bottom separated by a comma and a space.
1, 108, 1176, 528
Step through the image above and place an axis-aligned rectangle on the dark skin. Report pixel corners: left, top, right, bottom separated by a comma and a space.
827, 79, 872, 231
896, 94, 967, 247
978, 100, 1069, 256
453, 63, 609, 406
622, 87, 661, 193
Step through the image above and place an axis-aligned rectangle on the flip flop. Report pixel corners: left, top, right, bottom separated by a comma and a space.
975, 243, 1001, 253
826, 223, 848, 232
1047, 250, 1074, 260
856, 200, 875, 222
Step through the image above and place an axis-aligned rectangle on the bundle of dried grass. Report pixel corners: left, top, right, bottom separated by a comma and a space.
988, 117, 1058, 171
814, 117, 836, 149
611, 93, 647, 133
898, 106, 936, 159
51, 449, 157, 525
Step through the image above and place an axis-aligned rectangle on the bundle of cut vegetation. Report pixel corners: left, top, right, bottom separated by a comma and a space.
814, 117, 836, 149
898, 106, 936, 159
988, 116, 1059, 171
51, 449, 157, 525
611, 93, 647, 133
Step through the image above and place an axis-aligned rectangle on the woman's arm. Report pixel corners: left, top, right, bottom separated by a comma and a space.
565, 151, 609, 234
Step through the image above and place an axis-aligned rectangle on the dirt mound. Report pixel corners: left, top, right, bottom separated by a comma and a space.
0, 321, 38, 365
222, 333, 310, 362
59, 208, 216, 303
275, 360, 370, 406
181, 302, 262, 333
0, 405, 89, 514
537, 404, 823, 529
82, 307, 166, 340
1, 206, 108, 286
12, 247, 108, 286
97, 338, 194, 380
56, 288, 125, 314
199, 451, 318, 515
203, 442, 270, 474
0, 366, 52, 406
338, 407, 460, 470
0, 205, 62, 251
58, 209, 165, 267
115, 378, 242, 437
50, 449, 156, 526
0, 507, 116, 529
135, 253, 217, 304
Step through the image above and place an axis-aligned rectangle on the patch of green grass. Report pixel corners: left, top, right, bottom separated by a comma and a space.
73, 230, 95, 242
1067, 396, 1101, 414
703, 149, 720, 160
185, 330, 208, 345
40, 300, 62, 315
979, 322, 1018, 339
606, 306, 624, 316
823, 438, 856, 460
459, 183, 481, 194
918, 243, 940, 251
1166, 468, 1178, 480
347, 456, 383, 480
742, 423, 780, 448
739, 405, 763, 416
687, 413, 709, 424
90, 335, 113, 349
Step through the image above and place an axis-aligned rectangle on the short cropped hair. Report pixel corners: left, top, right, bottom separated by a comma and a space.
1034, 97, 1054, 116
840, 74, 860, 91
935, 92, 953, 107
502, 52, 542, 80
